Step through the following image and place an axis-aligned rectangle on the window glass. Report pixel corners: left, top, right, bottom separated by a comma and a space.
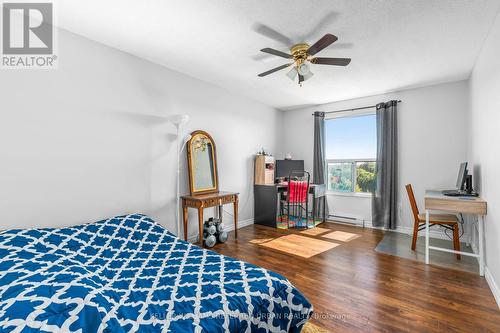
325, 114, 377, 193
355, 161, 376, 193
325, 114, 376, 160
327, 162, 353, 192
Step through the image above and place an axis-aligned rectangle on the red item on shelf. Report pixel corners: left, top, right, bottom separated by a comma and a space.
288, 180, 308, 203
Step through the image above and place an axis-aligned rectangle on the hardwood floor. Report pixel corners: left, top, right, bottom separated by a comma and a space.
212, 222, 500, 333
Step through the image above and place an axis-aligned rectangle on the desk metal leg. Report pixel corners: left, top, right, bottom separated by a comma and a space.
479, 215, 485, 276
323, 196, 326, 222
312, 196, 316, 225
466, 218, 471, 247
425, 210, 430, 265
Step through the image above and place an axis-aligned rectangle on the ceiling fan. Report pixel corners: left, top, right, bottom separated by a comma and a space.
257, 33, 351, 86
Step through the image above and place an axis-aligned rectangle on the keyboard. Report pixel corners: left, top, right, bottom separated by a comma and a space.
442, 190, 479, 197
442, 189, 461, 196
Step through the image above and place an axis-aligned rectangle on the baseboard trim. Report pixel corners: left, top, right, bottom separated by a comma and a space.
223, 218, 254, 232
395, 225, 458, 241
333, 219, 454, 240
485, 267, 500, 310
187, 218, 254, 243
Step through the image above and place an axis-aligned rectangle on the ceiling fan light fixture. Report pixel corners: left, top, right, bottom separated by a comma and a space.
297, 63, 310, 75
302, 71, 314, 81
286, 67, 298, 81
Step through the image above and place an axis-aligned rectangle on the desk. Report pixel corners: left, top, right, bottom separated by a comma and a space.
181, 191, 239, 247
254, 184, 326, 228
424, 190, 487, 275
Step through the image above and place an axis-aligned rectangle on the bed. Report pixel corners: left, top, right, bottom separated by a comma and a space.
0, 214, 312, 332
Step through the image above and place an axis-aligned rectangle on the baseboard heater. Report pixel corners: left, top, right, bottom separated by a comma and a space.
328, 214, 365, 228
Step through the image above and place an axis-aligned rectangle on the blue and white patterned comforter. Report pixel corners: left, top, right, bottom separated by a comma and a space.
0, 214, 312, 332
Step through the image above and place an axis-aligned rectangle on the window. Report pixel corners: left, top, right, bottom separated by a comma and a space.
325, 112, 377, 194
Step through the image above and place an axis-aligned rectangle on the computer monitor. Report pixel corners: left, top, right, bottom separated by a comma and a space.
275, 160, 304, 179
455, 162, 468, 190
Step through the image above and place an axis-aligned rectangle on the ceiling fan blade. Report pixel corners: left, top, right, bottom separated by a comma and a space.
253, 23, 293, 46
258, 63, 292, 77
311, 57, 351, 66
307, 34, 338, 56
260, 48, 293, 59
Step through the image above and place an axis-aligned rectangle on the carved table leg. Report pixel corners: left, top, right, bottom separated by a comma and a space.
218, 205, 223, 222
197, 207, 204, 247
233, 198, 238, 239
183, 204, 188, 241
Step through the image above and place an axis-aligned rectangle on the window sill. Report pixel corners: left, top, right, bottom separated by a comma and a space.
327, 192, 372, 198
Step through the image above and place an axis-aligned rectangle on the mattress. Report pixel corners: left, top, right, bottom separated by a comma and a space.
0, 214, 312, 332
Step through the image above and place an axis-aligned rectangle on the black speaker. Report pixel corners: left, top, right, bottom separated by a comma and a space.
465, 174, 473, 194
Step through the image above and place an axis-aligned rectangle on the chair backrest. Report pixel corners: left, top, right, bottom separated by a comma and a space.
288, 170, 310, 204
405, 184, 420, 222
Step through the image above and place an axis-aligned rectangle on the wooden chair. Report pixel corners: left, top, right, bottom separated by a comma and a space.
405, 184, 461, 259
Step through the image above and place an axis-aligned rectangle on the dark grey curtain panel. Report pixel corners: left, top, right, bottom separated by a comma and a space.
372, 101, 398, 229
313, 111, 326, 184
313, 111, 329, 217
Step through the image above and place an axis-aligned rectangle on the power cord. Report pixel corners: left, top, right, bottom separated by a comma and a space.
444, 212, 465, 240
443, 186, 479, 241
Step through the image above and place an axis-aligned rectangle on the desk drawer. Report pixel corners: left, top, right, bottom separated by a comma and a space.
203, 198, 221, 207
425, 197, 487, 215
220, 195, 236, 204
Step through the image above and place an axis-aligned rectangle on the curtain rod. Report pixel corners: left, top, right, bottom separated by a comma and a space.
312, 100, 402, 115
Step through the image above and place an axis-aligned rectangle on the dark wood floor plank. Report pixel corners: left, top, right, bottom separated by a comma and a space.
212, 222, 500, 332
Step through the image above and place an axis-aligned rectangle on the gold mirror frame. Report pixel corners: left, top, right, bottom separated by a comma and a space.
186, 130, 219, 195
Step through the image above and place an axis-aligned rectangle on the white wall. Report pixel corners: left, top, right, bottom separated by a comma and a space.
281, 80, 469, 232
469, 11, 500, 303
0, 29, 282, 237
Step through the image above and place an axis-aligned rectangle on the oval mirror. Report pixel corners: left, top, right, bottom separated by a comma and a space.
187, 130, 219, 195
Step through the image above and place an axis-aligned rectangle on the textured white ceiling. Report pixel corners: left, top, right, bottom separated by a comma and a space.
58, 0, 500, 109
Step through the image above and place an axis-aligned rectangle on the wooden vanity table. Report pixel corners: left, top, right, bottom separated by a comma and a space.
182, 130, 240, 247
181, 191, 239, 246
